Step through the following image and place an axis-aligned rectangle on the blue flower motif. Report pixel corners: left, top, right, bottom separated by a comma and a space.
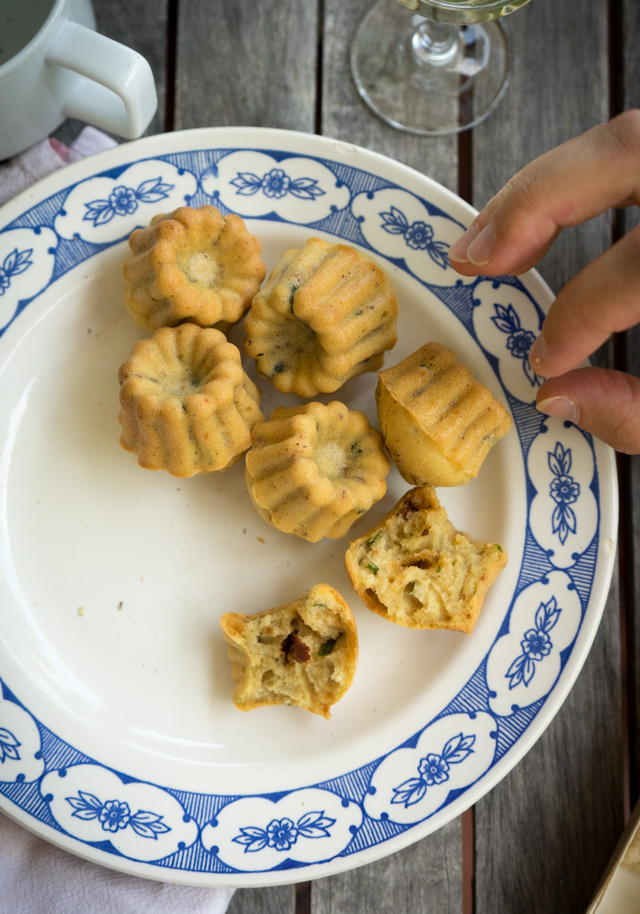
230, 169, 325, 200
82, 177, 174, 227
548, 442, 580, 544
99, 799, 131, 832
379, 206, 449, 269
66, 791, 170, 839
550, 475, 580, 505
0, 726, 21, 763
520, 627, 552, 661
108, 186, 138, 216
233, 810, 336, 853
0, 247, 33, 296
267, 817, 298, 851
418, 753, 450, 785
505, 596, 561, 689
261, 168, 291, 198
490, 303, 542, 387
404, 220, 434, 250
506, 327, 536, 359
391, 733, 475, 807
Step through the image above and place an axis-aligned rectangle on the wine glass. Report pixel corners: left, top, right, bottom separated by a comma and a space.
351, 0, 533, 135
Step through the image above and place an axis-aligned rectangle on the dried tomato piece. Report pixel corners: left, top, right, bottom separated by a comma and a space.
281, 631, 311, 663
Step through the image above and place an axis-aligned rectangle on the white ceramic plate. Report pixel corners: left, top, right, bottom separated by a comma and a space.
0, 127, 617, 886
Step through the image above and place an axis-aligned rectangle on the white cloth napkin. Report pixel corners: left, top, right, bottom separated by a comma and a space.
0, 129, 236, 913
0, 813, 235, 913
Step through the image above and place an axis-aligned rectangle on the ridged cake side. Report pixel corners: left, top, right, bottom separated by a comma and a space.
376, 341, 512, 486
123, 205, 266, 331
245, 400, 389, 542
118, 323, 263, 477
244, 237, 398, 397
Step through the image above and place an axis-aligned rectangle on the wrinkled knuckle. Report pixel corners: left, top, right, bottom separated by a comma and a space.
611, 108, 640, 147
604, 109, 640, 156
627, 223, 640, 262
506, 166, 540, 207
610, 374, 640, 454
611, 418, 640, 455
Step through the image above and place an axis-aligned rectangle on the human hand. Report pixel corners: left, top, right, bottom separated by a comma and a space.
447, 110, 640, 454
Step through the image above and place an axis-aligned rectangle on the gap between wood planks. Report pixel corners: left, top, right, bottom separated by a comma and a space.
458, 126, 475, 914
296, 881, 311, 914
165, 0, 179, 132
608, 0, 636, 830
314, 0, 325, 136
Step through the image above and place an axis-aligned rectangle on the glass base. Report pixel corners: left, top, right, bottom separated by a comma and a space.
351, 0, 511, 136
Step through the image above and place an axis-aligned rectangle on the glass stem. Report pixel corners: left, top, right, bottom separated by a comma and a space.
411, 18, 460, 66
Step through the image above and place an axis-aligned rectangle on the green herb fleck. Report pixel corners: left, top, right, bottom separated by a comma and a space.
318, 638, 338, 657
367, 530, 383, 547
367, 562, 379, 575
313, 602, 328, 609
496, 544, 503, 552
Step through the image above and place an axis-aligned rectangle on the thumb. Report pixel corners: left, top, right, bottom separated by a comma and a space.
536, 366, 640, 454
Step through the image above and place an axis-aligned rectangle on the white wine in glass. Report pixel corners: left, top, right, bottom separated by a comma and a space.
351, 0, 533, 135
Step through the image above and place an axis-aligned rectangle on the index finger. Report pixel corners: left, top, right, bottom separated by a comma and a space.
449, 110, 640, 275
529, 221, 640, 376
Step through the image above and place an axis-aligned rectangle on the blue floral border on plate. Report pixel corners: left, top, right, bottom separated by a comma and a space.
0, 145, 601, 877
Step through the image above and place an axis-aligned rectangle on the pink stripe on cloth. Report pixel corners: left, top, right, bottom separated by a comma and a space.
0, 127, 118, 206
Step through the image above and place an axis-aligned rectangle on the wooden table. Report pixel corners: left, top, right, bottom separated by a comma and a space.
67, 1, 639, 910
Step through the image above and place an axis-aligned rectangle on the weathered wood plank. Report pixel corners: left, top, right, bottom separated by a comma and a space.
471, 0, 612, 287
321, 0, 459, 194
55, 0, 168, 145
174, 0, 319, 132
471, 0, 623, 911
171, 2, 316, 908
93, 0, 168, 136
619, 0, 640, 805
315, 2, 464, 910
227, 885, 296, 914
311, 819, 463, 914
474, 582, 622, 913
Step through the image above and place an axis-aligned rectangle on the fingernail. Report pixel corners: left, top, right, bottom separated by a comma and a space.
536, 396, 580, 424
529, 332, 547, 371
466, 221, 496, 266
449, 223, 479, 263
